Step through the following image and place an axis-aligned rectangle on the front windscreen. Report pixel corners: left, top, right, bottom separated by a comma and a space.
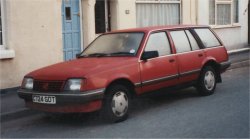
81, 33, 144, 57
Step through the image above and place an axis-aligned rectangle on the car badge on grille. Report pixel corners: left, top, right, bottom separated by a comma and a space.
42, 83, 49, 91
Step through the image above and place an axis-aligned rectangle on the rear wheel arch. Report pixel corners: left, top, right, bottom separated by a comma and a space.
202, 60, 222, 83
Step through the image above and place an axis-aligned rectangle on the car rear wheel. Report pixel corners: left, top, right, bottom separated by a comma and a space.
197, 66, 217, 96
102, 84, 130, 123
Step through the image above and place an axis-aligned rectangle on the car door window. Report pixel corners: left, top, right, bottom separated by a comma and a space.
170, 30, 191, 53
194, 28, 221, 48
185, 30, 200, 50
145, 32, 171, 56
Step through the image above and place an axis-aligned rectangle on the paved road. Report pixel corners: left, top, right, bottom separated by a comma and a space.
1, 66, 249, 138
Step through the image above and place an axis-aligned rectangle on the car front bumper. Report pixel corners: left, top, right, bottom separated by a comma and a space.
18, 88, 105, 113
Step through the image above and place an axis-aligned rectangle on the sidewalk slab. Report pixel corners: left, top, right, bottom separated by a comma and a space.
1, 91, 24, 114
1, 108, 38, 122
228, 50, 249, 64
229, 60, 250, 70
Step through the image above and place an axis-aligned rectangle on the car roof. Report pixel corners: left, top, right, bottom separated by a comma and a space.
108, 25, 209, 33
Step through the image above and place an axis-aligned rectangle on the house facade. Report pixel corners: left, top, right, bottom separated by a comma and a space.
0, 0, 249, 90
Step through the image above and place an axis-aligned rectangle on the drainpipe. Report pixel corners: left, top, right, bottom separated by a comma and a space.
195, 0, 199, 25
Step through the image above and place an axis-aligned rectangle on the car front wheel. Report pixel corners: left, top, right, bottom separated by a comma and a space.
102, 84, 130, 123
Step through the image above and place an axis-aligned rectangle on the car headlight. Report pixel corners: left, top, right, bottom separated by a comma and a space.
22, 78, 34, 90
64, 79, 84, 91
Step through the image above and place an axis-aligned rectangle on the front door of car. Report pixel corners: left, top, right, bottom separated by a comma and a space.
139, 32, 179, 93
169, 29, 205, 83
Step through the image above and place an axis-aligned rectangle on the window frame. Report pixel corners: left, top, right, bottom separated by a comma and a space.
135, 0, 182, 25
0, 0, 15, 59
209, 0, 240, 28
136, 0, 181, 4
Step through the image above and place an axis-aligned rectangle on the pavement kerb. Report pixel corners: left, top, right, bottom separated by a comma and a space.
1, 108, 38, 122
228, 48, 250, 55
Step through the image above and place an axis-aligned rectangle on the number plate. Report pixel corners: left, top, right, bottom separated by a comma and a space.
32, 95, 56, 104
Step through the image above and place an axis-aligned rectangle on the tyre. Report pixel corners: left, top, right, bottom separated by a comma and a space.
102, 84, 130, 123
197, 66, 217, 96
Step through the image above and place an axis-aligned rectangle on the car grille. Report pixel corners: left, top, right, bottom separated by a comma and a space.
33, 80, 64, 92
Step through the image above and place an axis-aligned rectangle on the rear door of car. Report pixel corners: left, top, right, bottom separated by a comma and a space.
168, 29, 205, 84
139, 31, 179, 93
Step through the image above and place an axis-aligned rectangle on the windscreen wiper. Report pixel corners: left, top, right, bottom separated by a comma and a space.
109, 52, 134, 56
87, 53, 110, 57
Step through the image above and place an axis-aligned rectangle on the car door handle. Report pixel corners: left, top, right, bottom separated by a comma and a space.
169, 59, 175, 63
198, 54, 203, 57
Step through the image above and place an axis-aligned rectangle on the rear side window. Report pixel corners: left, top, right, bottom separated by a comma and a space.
194, 28, 221, 48
170, 30, 191, 53
145, 32, 171, 56
185, 30, 200, 50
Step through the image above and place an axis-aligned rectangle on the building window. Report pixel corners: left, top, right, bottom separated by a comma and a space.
209, 0, 239, 26
136, 0, 181, 27
233, 0, 239, 23
0, 0, 15, 59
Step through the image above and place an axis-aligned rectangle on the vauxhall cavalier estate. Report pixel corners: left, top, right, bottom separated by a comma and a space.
18, 25, 231, 122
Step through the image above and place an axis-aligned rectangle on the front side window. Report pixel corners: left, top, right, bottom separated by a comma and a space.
81, 33, 144, 56
170, 30, 191, 53
194, 28, 221, 48
209, 0, 239, 26
144, 32, 171, 56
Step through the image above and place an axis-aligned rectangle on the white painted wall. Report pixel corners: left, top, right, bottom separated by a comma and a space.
182, 0, 197, 24
0, 0, 63, 89
120, 0, 248, 50
197, 0, 248, 50
82, 0, 96, 47
114, 0, 137, 29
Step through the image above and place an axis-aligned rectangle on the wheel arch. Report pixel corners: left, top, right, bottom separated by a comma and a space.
105, 78, 137, 98
202, 59, 222, 83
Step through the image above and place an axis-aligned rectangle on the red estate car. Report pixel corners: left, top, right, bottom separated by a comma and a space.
18, 25, 231, 122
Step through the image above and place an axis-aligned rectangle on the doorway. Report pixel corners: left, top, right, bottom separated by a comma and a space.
62, 0, 82, 61
95, 0, 111, 34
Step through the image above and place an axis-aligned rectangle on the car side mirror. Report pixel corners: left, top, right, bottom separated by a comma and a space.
76, 53, 81, 58
141, 51, 159, 61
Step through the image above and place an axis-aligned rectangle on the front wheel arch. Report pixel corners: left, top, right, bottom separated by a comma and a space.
105, 78, 136, 98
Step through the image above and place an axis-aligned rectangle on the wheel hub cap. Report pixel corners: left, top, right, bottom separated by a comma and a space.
111, 91, 128, 117
204, 71, 215, 91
